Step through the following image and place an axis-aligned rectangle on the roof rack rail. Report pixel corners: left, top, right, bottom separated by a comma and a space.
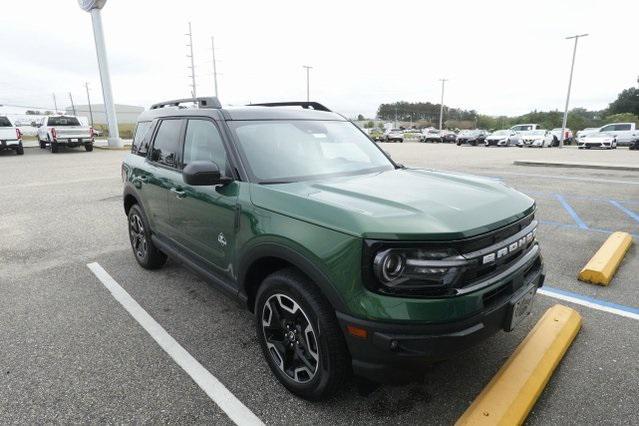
247, 101, 331, 112
150, 97, 222, 110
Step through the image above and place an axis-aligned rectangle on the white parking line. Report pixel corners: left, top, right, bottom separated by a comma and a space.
87, 262, 263, 426
538, 287, 639, 321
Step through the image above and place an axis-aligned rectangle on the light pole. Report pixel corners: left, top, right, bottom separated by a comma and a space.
303, 65, 312, 101
186, 22, 197, 99
559, 33, 588, 148
438, 78, 448, 130
78, 0, 121, 147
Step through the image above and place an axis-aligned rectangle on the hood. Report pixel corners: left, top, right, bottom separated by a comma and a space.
487, 134, 508, 140
250, 169, 535, 241
583, 133, 614, 141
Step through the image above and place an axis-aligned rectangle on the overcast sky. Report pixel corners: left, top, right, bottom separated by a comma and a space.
1, 0, 638, 118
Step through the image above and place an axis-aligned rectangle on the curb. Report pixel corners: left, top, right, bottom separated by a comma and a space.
513, 160, 639, 172
578, 231, 633, 285
456, 304, 582, 426
94, 145, 132, 151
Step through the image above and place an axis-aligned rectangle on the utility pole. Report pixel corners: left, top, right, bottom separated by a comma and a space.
69, 92, 76, 115
52, 93, 58, 113
560, 33, 588, 148
211, 36, 219, 98
85, 82, 94, 127
186, 22, 197, 99
302, 65, 312, 101
438, 78, 448, 130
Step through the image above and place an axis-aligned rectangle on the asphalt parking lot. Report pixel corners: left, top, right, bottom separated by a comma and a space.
1, 144, 637, 424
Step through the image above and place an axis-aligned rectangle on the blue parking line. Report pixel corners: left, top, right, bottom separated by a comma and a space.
542, 285, 639, 316
609, 200, 639, 224
554, 194, 588, 229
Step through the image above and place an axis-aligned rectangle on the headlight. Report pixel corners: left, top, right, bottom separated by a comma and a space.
370, 247, 466, 293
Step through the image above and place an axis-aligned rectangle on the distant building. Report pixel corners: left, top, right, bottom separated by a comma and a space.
65, 104, 144, 125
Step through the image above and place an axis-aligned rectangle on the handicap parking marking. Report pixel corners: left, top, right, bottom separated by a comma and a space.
608, 200, 639, 224
539, 286, 639, 321
87, 262, 264, 426
554, 194, 588, 229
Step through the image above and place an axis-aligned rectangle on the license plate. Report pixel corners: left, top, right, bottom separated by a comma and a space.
505, 285, 536, 331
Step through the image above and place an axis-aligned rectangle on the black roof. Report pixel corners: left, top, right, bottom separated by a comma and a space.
137, 98, 346, 122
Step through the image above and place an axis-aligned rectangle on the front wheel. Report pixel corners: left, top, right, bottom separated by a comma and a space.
127, 204, 167, 269
255, 268, 349, 400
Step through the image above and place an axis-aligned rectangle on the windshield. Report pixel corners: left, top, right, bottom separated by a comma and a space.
48, 116, 80, 126
491, 130, 510, 136
0, 116, 12, 127
229, 120, 394, 183
526, 130, 546, 136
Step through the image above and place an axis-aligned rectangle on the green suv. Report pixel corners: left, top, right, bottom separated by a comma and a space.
122, 98, 544, 400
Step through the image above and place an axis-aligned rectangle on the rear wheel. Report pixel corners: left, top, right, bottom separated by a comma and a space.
127, 204, 167, 269
255, 268, 349, 400
85, 143, 93, 152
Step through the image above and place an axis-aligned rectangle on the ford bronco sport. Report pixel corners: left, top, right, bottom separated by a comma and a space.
122, 98, 544, 400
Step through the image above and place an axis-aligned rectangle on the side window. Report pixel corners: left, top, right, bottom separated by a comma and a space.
182, 119, 228, 175
151, 119, 183, 168
615, 124, 631, 131
132, 121, 152, 155
600, 125, 614, 132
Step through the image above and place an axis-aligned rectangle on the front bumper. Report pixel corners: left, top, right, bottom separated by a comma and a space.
0, 139, 21, 148
578, 141, 613, 149
337, 245, 544, 383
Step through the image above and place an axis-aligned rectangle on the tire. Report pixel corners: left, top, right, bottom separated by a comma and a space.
16, 143, 24, 155
39, 139, 46, 149
255, 268, 349, 400
127, 204, 167, 270
85, 143, 93, 152
50, 142, 59, 153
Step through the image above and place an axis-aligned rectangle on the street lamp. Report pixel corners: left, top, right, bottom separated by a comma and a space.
78, 0, 121, 148
559, 33, 588, 149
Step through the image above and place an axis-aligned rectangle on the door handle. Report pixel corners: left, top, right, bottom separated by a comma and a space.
170, 187, 187, 199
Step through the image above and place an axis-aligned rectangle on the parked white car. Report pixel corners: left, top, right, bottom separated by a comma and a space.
382, 128, 404, 143
587, 123, 638, 146
517, 130, 554, 148
485, 129, 520, 147
37, 115, 94, 153
577, 133, 617, 149
576, 127, 599, 142
0, 116, 24, 155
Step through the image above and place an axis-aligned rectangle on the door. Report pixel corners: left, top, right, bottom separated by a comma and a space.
166, 118, 238, 279
142, 118, 185, 236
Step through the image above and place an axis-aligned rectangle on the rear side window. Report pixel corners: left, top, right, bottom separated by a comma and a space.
132, 121, 153, 155
182, 119, 228, 175
47, 116, 80, 126
151, 119, 183, 167
615, 124, 631, 131
0, 117, 12, 127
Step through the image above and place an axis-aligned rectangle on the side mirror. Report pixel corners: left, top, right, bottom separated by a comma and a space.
183, 161, 231, 186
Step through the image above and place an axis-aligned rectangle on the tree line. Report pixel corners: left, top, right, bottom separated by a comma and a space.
373, 87, 639, 131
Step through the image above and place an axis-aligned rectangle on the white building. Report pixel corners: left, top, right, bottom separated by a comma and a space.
65, 104, 144, 125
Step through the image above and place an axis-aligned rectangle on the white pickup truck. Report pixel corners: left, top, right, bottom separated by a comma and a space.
37, 115, 94, 153
577, 123, 638, 146
0, 116, 24, 155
